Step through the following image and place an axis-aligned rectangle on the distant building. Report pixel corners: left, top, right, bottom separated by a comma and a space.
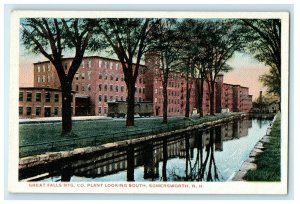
20, 53, 253, 118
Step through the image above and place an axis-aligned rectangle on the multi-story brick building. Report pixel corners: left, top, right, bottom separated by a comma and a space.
20, 52, 252, 118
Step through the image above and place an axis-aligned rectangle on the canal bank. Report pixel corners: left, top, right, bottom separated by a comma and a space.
232, 112, 280, 181
19, 113, 249, 170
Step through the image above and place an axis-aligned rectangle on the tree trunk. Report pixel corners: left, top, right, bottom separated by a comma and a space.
162, 77, 168, 124
210, 81, 215, 115
126, 83, 135, 127
185, 82, 191, 118
61, 81, 73, 134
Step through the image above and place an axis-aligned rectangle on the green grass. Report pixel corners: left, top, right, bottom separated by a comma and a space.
243, 114, 281, 181
19, 112, 242, 157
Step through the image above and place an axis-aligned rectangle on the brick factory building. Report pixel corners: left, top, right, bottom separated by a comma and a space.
19, 53, 252, 118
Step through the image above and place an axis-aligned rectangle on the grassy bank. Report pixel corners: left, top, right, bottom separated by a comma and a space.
244, 114, 281, 181
19, 112, 244, 158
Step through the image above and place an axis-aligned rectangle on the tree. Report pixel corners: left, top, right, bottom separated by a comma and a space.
203, 20, 244, 115
148, 19, 182, 124
95, 18, 158, 126
242, 19, 281, 97
177, 19, 210, 117
21, 18, 96, 134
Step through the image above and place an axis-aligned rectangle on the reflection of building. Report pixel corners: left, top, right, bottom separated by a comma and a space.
20, 53, 252, 118
19, 87, 75, 118
20, 119, 254, 181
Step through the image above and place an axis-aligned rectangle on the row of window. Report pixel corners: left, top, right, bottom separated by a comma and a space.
154, 97, 182, 105
19, 92, 60, 103
37, 75, 51, 83
19, 106, 59, 116
98, 95, 144, 103
154, 89, 182, 97
37, 64, 51, 73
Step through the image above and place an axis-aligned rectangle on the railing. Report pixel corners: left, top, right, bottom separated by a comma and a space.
19, 112, 244, 158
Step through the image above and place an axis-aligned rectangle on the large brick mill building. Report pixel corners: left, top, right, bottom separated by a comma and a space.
19, 52, 252, 118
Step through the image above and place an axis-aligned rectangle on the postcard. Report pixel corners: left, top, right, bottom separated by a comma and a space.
9, 10, 289, 194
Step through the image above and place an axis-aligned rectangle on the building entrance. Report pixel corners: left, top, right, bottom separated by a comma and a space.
44, 107, 51, 117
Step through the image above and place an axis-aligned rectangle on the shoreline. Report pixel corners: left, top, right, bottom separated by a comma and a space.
19, 113, 249, 170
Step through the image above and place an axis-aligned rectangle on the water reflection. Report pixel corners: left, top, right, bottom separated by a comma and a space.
20, 119, 271, 182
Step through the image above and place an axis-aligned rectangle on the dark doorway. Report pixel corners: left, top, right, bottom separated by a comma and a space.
155, 107, 160, 116
44, 107, 51, 117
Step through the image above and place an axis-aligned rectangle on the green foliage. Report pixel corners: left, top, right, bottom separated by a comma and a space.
241, 19, 281, 97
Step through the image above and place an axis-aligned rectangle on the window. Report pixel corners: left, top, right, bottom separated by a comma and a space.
99, 60, 102, 68
116, 96, 118, 101
45, 92, 51, 102
26, 92, 32, 102
116, 86, 119, 92
110, 85, 113, 91
104, 74, 108, 80
76, 85, 79, 92
26, 107, 32, 116
54, 107, 59, 116
99, 84, 102, 91
116, 63, 119, 70
87, 84, 91, 91
35, 93, 41, 102
139, 97, 142, 102
47, 75, 51, 82
139, 88, 141, 94
104, 61, 108, 69
88, 60, 91, 69
104, 95, 107, 102
81, 73, 85, 80
75, 73, 79, 80
139, 78, 142, 84
98, 107, 102, 114
99, 95, 102, 102
110, 96, 114, 101
110, 62, 113, 69
19, 92, 23, 101
99, 73, 102, 79
82, 60, 85, 68
155, 89, 158, 94
81, 84, 85, 91
37, 65, 40, 72
19, 107, 23, 115
47, 64, 50, 71
43, 65, 45, 72
42, 75, 45, 82
88, 71, 91, 80
121, 76, 124, 81
36, 107, 41, 116
116, 75, 119, 81
110, 74, 113, 81
37, 76, 40, 83
121, 96, 124, 101
104, 107, 107, 113
121, 86, 124, 92
54, 94, 59, 102
104, 84, 108, 91
155, 98, 157, 103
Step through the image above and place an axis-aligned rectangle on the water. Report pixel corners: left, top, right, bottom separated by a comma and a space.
20, 118, 271, 182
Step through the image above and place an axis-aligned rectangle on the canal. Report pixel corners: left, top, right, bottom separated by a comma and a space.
20, 118, 272, 182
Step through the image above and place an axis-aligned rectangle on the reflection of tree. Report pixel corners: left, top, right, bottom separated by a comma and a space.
169, 129, 221, 181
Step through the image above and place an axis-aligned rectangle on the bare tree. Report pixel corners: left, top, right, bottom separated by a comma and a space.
95, 18, 158, 126
21, 18, 96, 134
